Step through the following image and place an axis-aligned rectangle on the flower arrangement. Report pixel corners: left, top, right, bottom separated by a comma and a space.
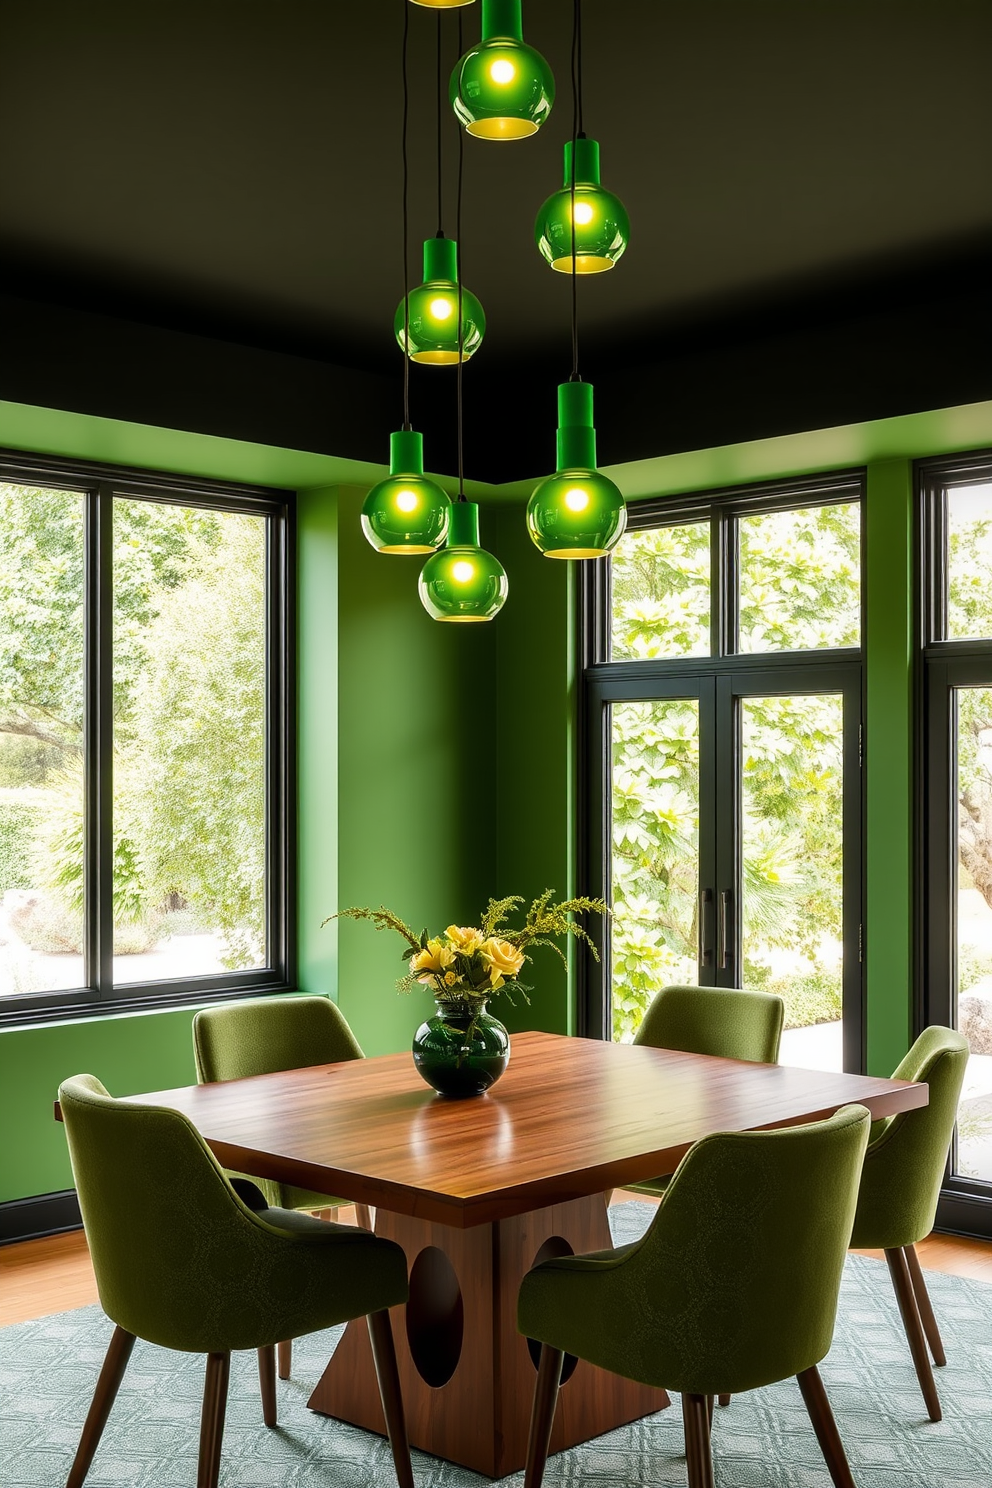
325, 890, 608, 1010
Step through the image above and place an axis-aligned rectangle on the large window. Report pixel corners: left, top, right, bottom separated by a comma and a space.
0, 454, 294, 1022
581, 474, 864, 1073
921, 451, 992, 1234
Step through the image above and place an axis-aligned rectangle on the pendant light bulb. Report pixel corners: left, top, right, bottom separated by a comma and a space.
450, 0, 554, 140
536, 138, 630, 274
395, 237, 485, 364
527, 382, 626, 558
411, 0, 474, 7
419, 502, 508, 621
362, 430, 451, 554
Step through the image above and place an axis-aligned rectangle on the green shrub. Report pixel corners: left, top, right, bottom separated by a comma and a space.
0, 795, 42, 896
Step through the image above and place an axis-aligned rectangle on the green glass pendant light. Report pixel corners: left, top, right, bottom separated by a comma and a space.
395, 235, 485, 363
527, 381, 626, 558
363, 0, 449, 557
419, 501, 508, 621
362, 430, 450, 554
536, 136, 629, 273
450, 0, 554, 140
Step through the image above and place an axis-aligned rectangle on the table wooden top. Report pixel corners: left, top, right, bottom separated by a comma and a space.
110, 1030, 927, 1228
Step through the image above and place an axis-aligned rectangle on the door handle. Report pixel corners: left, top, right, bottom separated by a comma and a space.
718, 890, 732, 972
698, 888, 713, 967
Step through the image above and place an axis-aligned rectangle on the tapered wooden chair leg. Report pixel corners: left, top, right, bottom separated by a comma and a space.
257, 1345, 277, 1428
904, 1242, 946, 1366
277, 1338, 292, 1380
797, 1366, 856, 1488
196, 1352, 231, 1488
718, 1394, 732, 1407
367, 1310, 414, 1488
681, 1393, 716, 1488
356, 1203, 374, 1231
524, 1344, 565, 1488
885, 1246, 942, 1420
66, 1325, 136, 1488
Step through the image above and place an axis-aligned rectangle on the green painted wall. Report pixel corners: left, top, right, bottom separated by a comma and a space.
864, 461, 915, 1075
318, 486, 497, 1056
489, 502, 574, 1035
0, 1006, 199, 1201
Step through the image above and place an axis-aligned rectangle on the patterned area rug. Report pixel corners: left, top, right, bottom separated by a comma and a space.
3, 1203, 992, 1487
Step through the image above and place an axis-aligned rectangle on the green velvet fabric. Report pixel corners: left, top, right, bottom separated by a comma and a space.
518, 1103, 870, 1397
628, 984, 785, 1198
193, 995, 364, 1211
59, 1075, 407, 1355
632, 985, 785, 1063
849, 1025, 969, 1251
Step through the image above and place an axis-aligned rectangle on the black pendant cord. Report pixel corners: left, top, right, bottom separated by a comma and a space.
569, 0, 581, 382
402, 0, 411, 430
456, 11, 466, 500
436, 12, 444, 237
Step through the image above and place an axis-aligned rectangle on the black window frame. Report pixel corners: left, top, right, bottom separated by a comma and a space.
578, 470, 866, 1070
0, 448, 296, 1027
919, 447, 992, 1236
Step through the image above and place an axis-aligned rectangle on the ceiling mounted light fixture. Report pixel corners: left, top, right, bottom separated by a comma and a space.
527, 381, 625, 557
527, 0, 626, 559
420, 17, 506, 624
419, 500, 508, 621
363, 2, 449, 556
398, 16, 485, 363
362, 430, 450, 554
395, 235, 485, 363
536, 136, 630, 273
450, 0, 554, 140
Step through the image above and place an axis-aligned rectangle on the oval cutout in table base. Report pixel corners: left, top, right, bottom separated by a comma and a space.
406, 1245, 465, 1387
526, 1236, 579, 1383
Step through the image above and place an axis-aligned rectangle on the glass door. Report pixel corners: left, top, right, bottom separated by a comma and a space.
921, 459, 992, 1235
582, 475, 864, 1069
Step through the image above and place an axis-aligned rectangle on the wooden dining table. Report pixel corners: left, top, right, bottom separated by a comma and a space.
114, 1029, 927, 1479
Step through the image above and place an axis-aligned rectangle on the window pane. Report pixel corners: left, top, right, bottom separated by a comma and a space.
610, 523, 710, 660
954, 686, 992, 1181
0, 484, 86, 999
947, 483, 992, 641
610, 699, 699, 1041
738, 503, 860, 654
112, 500, 267, 983
742, 694, 844, 1073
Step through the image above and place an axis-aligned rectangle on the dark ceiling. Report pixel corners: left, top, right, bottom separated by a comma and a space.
2, 2, 992, 481
4, 0, 992, 364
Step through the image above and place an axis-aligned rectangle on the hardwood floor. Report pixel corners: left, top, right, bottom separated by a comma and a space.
2, 1198, 992, 1329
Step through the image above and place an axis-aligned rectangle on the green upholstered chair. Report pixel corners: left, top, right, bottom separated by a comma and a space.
194, 994, 371, 1377
849, 1025, 969, 1423
519, 1103, 871, 1488
625, 984, 784, 1204
59, 1074, 412, 1488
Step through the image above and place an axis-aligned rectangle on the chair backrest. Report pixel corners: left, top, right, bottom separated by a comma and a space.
58, 1074, 288, 1352
632, 984, 784, 1064
623, 1103, 870, 1395
193, 994, 363, 1084
850, 1024, 969, 1249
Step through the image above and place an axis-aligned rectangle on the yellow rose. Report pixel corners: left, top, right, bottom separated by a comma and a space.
444, 969, 458, 986
410, 938, 456, 976
445, 924, 486, 955
488, 967, 505, 989
482, 936, 526, 979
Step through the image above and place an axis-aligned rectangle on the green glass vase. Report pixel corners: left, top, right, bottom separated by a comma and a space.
412, 999, 510, 1097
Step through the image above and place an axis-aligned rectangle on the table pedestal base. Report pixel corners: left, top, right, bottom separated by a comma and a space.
308, 1194, 670, 1479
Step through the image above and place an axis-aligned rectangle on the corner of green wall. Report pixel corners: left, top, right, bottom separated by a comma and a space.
864, 458, 914, 1075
